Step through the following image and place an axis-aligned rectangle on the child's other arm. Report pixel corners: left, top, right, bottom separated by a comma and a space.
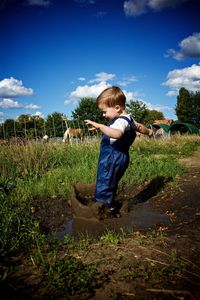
135, 123, 153, 136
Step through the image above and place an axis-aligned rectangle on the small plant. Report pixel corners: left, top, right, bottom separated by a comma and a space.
132, 233, 145, 245
146, 230, 167, 239
31, 249, 97, 297
99, 230, 122, 245
125, 262, 150, 280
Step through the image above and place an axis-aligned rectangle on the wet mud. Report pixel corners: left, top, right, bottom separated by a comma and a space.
51, 176, 171, 240
56, 201, 170, 240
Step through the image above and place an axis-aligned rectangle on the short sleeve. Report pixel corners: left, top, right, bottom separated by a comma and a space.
110, 117, 129, 133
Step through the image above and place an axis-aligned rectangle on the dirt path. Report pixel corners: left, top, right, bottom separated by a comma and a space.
179, 147, 200, 169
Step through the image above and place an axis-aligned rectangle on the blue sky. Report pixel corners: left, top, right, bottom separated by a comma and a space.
0, 0, 200, 122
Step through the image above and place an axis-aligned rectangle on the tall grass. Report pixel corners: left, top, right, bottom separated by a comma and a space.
0, 135, 200, 296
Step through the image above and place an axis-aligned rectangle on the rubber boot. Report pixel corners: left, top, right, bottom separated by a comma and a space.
73, 182, 96, 205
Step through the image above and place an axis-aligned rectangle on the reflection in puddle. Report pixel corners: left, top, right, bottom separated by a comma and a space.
55, 201, 169, 240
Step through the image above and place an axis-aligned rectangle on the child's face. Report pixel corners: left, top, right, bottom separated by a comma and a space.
98, 103, 121, 120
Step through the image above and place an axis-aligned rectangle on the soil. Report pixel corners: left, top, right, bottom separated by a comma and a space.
1, 148, 200, 300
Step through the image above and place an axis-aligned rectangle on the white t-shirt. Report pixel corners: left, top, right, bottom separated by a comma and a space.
109, 114, 138, 144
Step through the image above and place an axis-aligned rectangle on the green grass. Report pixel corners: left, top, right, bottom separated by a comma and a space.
99, 230, 123, 245
31, 246, 97, 297
0, 135, 200, 296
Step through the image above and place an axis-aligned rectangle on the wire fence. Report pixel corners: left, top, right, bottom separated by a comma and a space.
0, 118, 102, 144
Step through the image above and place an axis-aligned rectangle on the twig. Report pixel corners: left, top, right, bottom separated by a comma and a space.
146, 288, 192, 296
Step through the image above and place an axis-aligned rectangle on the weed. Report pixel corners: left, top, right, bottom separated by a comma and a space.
31, 250, 97, 297
146, 230, 167, 239
125, 262, 150, 280
99, 230, 122, 245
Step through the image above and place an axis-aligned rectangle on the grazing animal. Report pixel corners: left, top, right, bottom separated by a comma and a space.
62, 117, 84, 144
9, 137, 26, 145
155, 128, 164, 138
0, 139, 8, 146
42, 134, 49, 143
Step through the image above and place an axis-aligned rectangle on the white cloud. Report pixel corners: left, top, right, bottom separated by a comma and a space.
0, 77, 33, 98
89, 72, 116, 83
162, 63, 200, 96
65, 72, 115, 104
123, 0, 188, 16
124, 0, 147, 16
123, 90, 138, 102
64, 71, 172, 117
25, 103, 40, 109
147, 102, 173, 111
148, 0, 186, 10
65, 72, 140, 105
27, 0, 51, 7
73, 0, 95, 5
78, 77, 86, 81
117, 75, 137, 86
0, 98, 40, 110
166, 90, 178, 96
165, 32, 200, 60
34, 111, 44, 118
95, 11, 108, 18
0, 98, 23, 109
65, 81, 110, 104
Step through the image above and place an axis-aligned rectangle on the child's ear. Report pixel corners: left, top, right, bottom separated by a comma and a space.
115, 105, 121, 111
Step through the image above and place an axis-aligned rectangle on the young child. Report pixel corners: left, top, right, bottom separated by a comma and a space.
83, 86, 152, 218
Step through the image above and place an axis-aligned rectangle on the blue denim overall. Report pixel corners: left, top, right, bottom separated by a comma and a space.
95, 116, 136, 205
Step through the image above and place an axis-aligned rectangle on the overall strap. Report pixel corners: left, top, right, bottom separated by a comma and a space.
117, 116, 134, 126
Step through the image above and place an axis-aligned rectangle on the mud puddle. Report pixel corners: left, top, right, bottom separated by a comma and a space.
55, 201, 169, 240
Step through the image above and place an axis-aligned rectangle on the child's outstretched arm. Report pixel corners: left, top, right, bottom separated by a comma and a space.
84, 119, 123, 139
135, 123, 153, 136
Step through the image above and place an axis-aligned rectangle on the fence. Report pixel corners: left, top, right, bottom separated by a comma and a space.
0, 118, 102, 143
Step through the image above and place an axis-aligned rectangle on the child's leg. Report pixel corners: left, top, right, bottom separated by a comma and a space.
95, 152, 129, 206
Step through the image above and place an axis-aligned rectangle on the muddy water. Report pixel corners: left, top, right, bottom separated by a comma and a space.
55, 201, 169, 240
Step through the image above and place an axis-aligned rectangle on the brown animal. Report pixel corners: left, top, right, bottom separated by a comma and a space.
63, 128, 84, 144
155, 128, 164, 138
0, 139, 8, 145
62, 117, 84, 144
9, 137, 26, 145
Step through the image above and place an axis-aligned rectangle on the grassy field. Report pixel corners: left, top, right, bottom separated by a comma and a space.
0, 134, 200, 297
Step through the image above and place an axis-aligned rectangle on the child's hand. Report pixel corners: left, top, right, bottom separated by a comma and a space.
84, 119, 99, 131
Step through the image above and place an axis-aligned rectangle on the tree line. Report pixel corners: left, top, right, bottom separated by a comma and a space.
0, 87, 199, 140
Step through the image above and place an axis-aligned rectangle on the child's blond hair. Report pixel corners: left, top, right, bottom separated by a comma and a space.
96, 86, 126, 108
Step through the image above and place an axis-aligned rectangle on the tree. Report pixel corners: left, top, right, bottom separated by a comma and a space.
126, 100, 148, 123
175, 87, 193, 123
46, 112, 64, 137
143, 109, 164, 124
3, 119, 15, 138
16, 114, 45, 139
191, 91, 200, 128
72, 98, 106, 125
176, 88, 200, 128
0, 123, 4, 139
